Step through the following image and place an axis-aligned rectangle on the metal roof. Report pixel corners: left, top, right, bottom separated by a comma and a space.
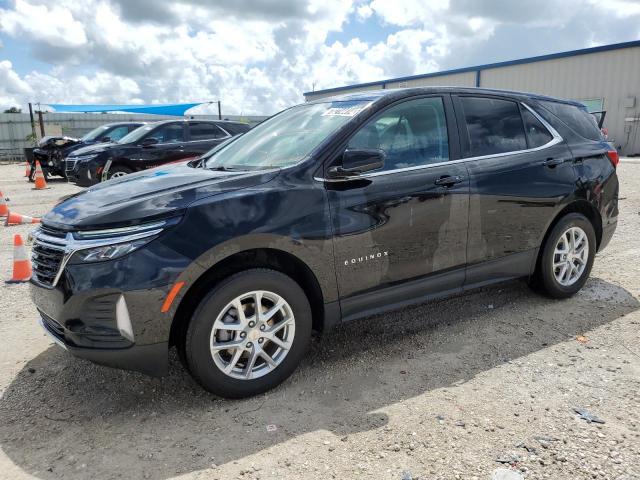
304, 39, 640, 97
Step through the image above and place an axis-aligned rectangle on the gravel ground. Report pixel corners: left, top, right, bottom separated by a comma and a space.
0, 162, 638, 480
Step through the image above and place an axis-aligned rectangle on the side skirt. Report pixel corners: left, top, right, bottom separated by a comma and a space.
336, 249, 537, 325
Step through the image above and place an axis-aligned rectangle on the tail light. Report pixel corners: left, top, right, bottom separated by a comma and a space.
606, 149, 619, 168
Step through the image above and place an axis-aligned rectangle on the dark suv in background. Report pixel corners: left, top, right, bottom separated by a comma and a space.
30, 87, 618, 398
31, 122, 143, 180
65, 119, 251, 186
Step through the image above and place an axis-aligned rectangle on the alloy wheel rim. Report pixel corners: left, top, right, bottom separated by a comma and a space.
209, 290, 295, 380
553, 226, 589, 286
110, 171, 126, 178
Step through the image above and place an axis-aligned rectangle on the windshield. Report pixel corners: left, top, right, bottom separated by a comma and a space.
117, 124, 155, 144
80, 125, 111, 142
204, 100, 372, 170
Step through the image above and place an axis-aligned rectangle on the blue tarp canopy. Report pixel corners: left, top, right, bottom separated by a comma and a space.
46, 102, 207, 116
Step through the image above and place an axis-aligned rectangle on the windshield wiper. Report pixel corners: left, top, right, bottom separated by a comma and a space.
211, 165, 244, 172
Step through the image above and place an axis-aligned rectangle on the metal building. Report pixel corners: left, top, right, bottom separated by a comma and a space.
304, 40, 640, 155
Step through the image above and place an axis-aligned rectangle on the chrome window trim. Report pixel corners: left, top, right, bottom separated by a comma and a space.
314, 101, 563, 183
31, 223, 166, 288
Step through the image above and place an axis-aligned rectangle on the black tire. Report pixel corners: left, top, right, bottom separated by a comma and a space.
533, 213, 596, 298
184, 269, 312, 398
105, 165, 132, 181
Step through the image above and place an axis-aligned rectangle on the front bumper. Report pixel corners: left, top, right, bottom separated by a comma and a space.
38, 314, 168, 376
65, 159, 100, 187
29, 236, 193, 377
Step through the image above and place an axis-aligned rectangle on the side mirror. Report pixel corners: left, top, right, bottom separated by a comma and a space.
328, 148, 385, 178
141, 137, 159, 147
101, 136, 111, 143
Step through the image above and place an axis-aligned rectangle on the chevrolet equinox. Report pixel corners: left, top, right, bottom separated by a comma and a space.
30, 88, 619, 398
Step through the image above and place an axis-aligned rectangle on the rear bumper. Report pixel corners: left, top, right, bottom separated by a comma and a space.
39, 315, 168, 376
599, 220, 617, 251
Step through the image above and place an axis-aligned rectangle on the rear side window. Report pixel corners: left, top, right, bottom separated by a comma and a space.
460, 97, 527, 157
539, 100, 602, 141
189, 122, 227, 141
347, 96, 449, 172
223, 123, 251, 135
522, 108, 553, 148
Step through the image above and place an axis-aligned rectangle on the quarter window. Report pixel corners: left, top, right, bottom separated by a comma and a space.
538, 100, 602, 141
189, 122, 228, 141
347, 97, 449, 172
522, 108, 553, 148
460, 97, 527, 157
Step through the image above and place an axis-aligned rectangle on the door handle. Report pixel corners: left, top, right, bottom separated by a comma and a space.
543, 157, 566, 168
434, 175, 464, 187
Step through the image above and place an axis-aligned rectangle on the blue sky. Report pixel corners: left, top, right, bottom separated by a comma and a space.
1, 0, 639, 115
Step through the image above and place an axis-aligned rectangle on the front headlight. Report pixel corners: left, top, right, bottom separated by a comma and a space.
72, 154, 98, 162
67, 217, 181, 264
71, 238, 152, 263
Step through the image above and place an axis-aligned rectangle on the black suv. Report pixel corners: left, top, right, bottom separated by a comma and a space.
30, 88, 618, 398
65, 119, 250, 186
31, 122, 143, 180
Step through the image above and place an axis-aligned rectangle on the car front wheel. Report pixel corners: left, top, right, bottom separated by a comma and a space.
106, 165, 132, 181
184, 269, 312, 398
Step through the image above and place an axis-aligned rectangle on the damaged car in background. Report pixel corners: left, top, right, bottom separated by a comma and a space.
30, 122, 144, 181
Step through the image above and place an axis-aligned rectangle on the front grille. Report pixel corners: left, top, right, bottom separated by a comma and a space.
65, 159, 77, 174
39, 224, 67, 239
32, 226, 69, 287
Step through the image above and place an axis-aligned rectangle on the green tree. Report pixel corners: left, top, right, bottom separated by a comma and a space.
3, 106, 22, 113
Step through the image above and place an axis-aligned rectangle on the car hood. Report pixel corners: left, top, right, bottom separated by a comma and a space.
43, 162, 279, 230
68, 142, 119, 156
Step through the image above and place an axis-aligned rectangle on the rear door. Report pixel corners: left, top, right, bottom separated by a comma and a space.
184, 122, 231, 159
453, 95, 575, 285
325, 95, 470, 318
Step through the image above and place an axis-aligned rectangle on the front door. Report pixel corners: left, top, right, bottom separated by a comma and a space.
137, 122, 187, 169
325, 95, 470, 318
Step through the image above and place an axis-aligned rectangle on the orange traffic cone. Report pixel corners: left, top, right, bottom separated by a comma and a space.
6, 234, 32, 284
0, 191, 8, 217
4, 211, 41, 226
33, 161, 49, 190
24, 161, 30, 177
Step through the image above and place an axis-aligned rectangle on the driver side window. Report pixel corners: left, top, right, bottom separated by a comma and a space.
105, 126, 129, 142
347, 97, 449, 172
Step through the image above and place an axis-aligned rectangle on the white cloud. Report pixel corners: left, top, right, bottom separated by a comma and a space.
0, 0, 87, 49
0, 0, 639, 114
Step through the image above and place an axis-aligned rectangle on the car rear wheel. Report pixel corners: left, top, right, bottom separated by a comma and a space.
184, 269, 312, 398
533, 213, 596, 298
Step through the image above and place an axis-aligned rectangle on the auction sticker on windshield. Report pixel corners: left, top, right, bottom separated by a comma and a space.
322, 101, 371, 117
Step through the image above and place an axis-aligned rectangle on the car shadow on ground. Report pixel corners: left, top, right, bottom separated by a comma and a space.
0, 277, 637, 479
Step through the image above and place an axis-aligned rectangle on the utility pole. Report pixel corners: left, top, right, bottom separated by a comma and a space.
37, 110, 45, 138
217, 100, 222, 120
28, 103, 37, 140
